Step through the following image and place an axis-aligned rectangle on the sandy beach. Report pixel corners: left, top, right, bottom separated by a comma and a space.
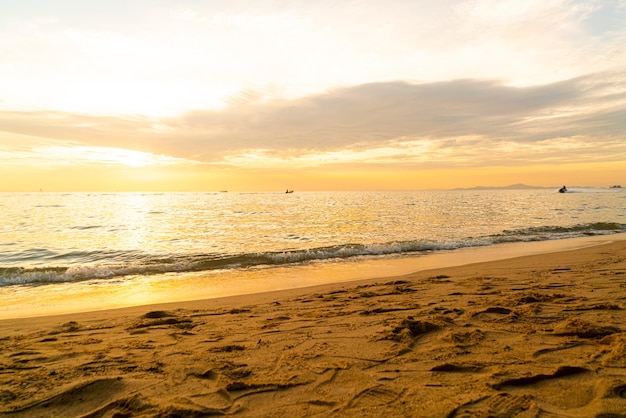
1, 240, 626, 417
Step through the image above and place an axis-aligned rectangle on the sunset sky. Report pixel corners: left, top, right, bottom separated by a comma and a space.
1, 0, 625, 191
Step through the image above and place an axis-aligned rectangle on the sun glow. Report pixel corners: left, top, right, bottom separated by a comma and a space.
97, 148, 158, 167
39, 146, 190, 168
1, 2, 624, 192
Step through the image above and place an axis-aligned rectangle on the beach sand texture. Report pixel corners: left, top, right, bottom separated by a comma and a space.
1, 241, 626, 417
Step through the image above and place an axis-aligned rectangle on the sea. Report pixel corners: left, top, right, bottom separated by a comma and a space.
1, 188, 625, 318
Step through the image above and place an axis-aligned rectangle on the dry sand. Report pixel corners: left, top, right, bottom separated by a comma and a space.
1, 240, 626, 417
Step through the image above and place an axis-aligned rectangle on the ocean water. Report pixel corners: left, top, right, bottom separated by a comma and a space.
1, 188, 625, 287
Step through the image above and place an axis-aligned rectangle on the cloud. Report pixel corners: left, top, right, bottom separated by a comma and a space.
167, 71, 626, 156
1, 71, 625, 169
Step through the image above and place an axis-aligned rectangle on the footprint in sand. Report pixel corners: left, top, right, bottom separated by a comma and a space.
127, 311, 196, 332
448, 392, 533, 417
342, 385, 405, 411
430, 363, 484, 372
552, 318, 621, 339
491, 366, 589, 390
388, 319, 441, 341
447, 329, 485, 347
614, 383, 626, 399
490, 366, 602, 411
4, 378, 127, 417
469, 307, 520, 325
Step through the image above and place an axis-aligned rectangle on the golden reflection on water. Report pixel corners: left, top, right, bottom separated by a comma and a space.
116, 193, 153, 251
4, 190, 625, 270
2, 190, 625, 319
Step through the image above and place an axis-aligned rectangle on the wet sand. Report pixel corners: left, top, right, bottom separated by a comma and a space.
1, 240, 626, 417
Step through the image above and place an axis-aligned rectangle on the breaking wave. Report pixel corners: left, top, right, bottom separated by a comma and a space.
2, 222, 625, 287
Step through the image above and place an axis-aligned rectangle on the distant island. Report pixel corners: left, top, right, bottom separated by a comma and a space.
452, 183, 551, 191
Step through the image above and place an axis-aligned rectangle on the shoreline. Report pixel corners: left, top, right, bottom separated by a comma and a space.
1, 239, 626, 416
2, 233, 626, 321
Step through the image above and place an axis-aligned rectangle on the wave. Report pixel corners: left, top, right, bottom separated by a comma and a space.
494, 222, 626, 242
2, 222, 625, 287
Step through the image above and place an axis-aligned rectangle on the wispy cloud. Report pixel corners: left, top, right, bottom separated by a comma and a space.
2, 71, 625, 170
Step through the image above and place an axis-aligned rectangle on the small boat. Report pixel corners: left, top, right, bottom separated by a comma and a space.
285, 189, 294, 194
558, 186, 567, 193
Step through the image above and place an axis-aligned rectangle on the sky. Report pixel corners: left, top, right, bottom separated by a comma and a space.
1, 0, 625, 191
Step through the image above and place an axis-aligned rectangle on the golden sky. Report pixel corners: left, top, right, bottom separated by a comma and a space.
1, 0, 625, 191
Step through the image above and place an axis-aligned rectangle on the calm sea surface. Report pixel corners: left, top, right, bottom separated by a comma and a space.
2, 188, 625, 288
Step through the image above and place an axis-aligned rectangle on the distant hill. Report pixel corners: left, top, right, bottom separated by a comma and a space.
452, 183, 552, 191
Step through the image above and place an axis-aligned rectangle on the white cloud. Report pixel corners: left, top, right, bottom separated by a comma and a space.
2, 71, 624, 170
